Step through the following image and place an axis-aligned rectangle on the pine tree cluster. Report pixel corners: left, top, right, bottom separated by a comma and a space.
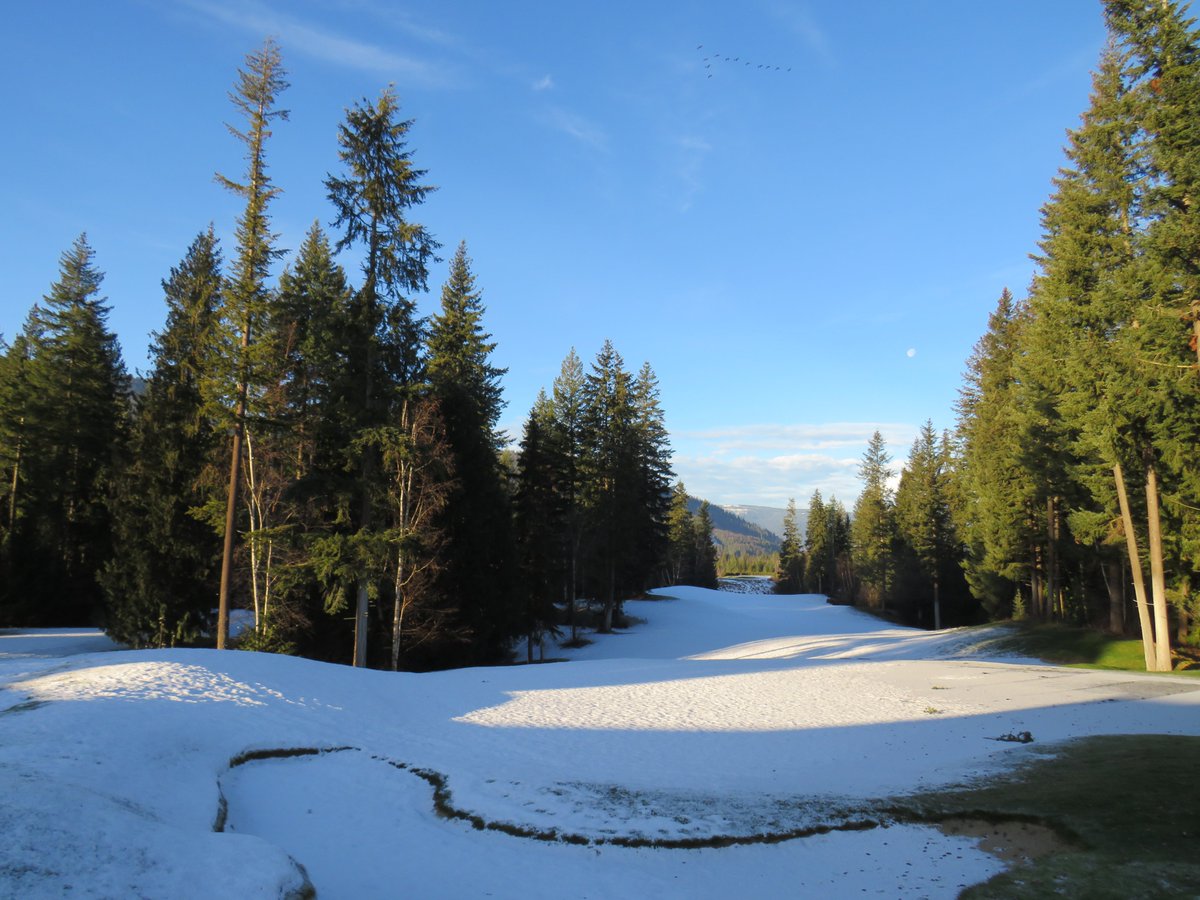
825, 3, 1200, 664
953, 2, 1200, 668
0, 41, 675, 670
514, 344, 675, 650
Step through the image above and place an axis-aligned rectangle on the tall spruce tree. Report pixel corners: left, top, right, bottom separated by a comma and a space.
851, 430, 897, 609
630, 362, 674, 591
955, 289, 1035, 620
325, 85, 439, 666
104, 230, 223, 646
256, 222, 357, 654
1025, 33, 1173, 666
513, 392, 564, 661
775, 498, 804, 593
2, 235, 128, 624
426, 242, 518, 664
692, 501, 719, 589
666, 482, 697, 586
827, 495, 854, 598
1105, 0, 1200, 660
581, 340, 639, 631
803, 490, 829, 594
0, 330, 35, 600
549, 348, 587, 640
212, 38, 289, 650
894, 421, 956, 629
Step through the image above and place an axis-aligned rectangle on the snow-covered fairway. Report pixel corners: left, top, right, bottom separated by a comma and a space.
3, 589, 1199, 898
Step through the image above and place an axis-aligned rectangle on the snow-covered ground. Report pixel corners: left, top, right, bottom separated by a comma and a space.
3, 590, 1199, 899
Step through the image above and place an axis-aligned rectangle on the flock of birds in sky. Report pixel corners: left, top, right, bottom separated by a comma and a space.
697, 44, 793, 77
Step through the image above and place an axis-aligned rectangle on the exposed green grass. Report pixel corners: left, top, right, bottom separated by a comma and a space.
988, 621, 1200, 674
892, 734, 1200, 898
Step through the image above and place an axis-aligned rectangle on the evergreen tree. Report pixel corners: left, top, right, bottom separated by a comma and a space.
894, 421, 957, 629
580, 340, 639, 631
955, 289, 1034, 619
212, 38, 289, 650
665, 482, 696, 586
513, 392, 564, 661
630, 362, 674, 590
104, 230, 223, 646
0, 330, 35, 594
827, 495, 854, 598
1104, 0, 1200, 661
548, 348, 587, 640
851, 431, 897, 609
775, 497, 803, 593
426, 242, 518, 664
256, 222, 356, 655
803, 490, 829, 594
2, 235, 128, 624
325, 85, 439, 666
274, 223, 355, 489
692, 501, 719, 589
1023, 30, 1178, 667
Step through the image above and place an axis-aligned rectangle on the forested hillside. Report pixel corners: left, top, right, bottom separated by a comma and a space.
685, 497, 780, 554
722, 504, 796, 539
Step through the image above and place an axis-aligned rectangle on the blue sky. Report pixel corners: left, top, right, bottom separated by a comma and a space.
0, 0, 1108, 508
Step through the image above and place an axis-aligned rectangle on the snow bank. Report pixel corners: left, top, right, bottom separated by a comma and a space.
3, 591, 1198, 898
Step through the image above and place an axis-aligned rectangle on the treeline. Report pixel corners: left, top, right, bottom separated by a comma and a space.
776, 2, 1200, 669
777, 426, 974, 631
0, 40, 679, 670
955, 0, 1200, 670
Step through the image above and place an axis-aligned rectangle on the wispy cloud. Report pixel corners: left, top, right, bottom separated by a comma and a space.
675, 135, 711, 211
678, 422, 917, 454
532, 74, 555, 92
183, 0, 451, 85
540, 106, 608, 150
765, 1, 835, 68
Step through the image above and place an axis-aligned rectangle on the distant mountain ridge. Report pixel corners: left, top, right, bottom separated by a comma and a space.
721, 504, 807, 539
685, 498, 781, 556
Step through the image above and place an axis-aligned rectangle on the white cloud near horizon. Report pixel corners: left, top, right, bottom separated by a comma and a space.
670, 421, 918, 508
677, 421, 917, 454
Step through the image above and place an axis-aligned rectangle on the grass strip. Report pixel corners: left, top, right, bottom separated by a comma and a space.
892, 734, 1200, 898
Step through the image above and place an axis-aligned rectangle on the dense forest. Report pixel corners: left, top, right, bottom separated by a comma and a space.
772, 1, 1199, 670
0, 40, 696, 670
3, 1, 1199, 673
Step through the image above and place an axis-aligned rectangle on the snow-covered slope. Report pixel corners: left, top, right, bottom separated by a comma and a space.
3, 590, 1198, 898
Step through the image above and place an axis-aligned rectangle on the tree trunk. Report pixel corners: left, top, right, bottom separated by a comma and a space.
1102, 558, 1124, 635
6, 418, 21, 532
216, 365, 248, 651
932, 574, 941, 630
1046, 497, 1058, 620
1029, 543, 1043, 620
1113, 463, 1157, 670
569, 532, 580, 643
354, 286, 379, 669
1144, 459, 1172, 671
217, 424, 243, 650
